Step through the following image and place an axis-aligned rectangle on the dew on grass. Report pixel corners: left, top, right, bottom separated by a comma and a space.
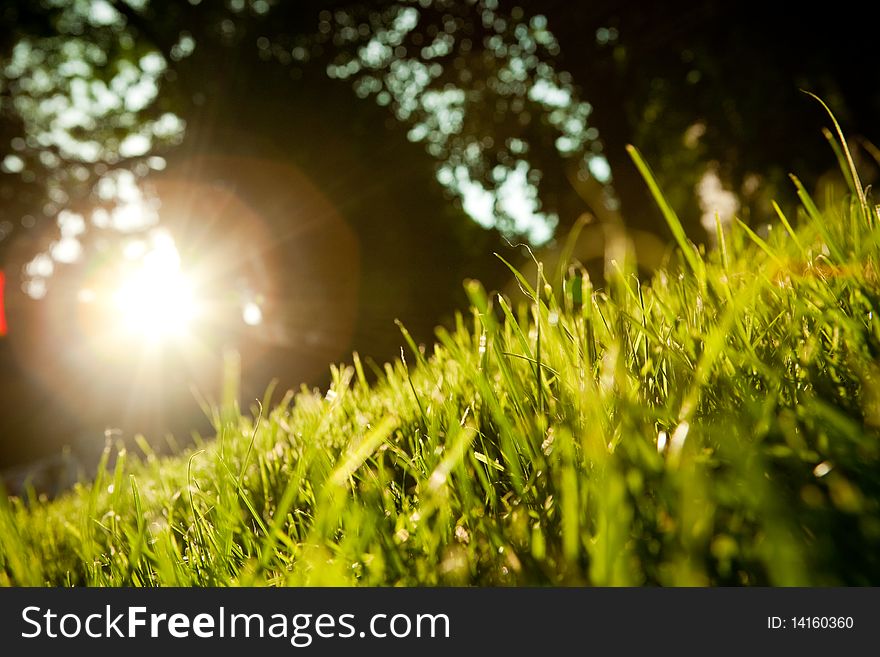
657, 430, 668, 453
669, 421, 689, 457
439, 546, 468, 576
429, 470, 446, 489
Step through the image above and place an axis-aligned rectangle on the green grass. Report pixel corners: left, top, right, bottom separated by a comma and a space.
3, 127, 880, 586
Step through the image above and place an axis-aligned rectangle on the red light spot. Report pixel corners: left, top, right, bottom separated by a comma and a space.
0, 270, 7, 337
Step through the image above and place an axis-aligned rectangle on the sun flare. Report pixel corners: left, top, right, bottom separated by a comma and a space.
111, 230, 198, 343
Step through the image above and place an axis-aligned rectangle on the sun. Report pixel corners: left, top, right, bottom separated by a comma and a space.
112, 230, 198, 343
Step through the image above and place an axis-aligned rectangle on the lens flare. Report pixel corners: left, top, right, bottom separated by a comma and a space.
111, 230, 198, 343
242, 300, 263, 326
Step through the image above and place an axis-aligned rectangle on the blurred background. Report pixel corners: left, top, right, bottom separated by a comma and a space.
1, 0, 878, 492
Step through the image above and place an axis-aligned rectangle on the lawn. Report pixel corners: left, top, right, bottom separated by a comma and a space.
2, 117, 879, 586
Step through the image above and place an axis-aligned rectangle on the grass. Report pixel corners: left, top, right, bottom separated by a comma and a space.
2, 124, 880, 586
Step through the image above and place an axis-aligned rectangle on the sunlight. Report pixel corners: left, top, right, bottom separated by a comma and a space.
111, 230, 198, 343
